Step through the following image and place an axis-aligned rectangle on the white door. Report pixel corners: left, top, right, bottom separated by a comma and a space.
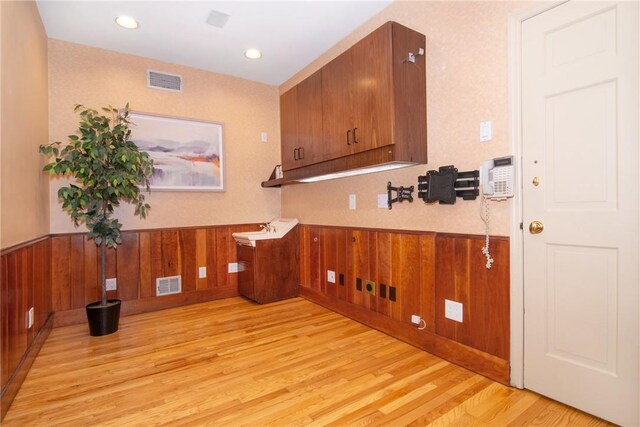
522, 1, 639, 425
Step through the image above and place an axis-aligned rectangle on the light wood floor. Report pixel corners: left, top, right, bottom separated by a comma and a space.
4, 297, 611, 426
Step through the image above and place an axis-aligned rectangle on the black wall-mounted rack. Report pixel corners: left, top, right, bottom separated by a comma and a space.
387, 181, 414, 210
418, 165, 479, 204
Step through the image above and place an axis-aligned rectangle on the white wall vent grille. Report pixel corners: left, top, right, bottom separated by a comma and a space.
147, 70, 182, 92
156, 275, 182, 296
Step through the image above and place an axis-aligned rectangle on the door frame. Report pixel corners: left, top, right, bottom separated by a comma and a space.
507, 0, 568, 388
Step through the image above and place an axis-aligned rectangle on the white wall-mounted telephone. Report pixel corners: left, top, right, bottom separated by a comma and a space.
479, 156, 515, 269
480, 156, 514, 200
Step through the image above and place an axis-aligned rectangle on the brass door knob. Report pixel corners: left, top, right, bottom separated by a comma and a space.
529, 221, 544, 234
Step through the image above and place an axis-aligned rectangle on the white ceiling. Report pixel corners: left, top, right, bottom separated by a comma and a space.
36, 1, 393, 86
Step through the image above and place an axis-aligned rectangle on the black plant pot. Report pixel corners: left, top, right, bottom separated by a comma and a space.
86, 299, 121, 336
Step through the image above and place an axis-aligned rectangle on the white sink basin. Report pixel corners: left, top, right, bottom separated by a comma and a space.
232, 218, 299, 247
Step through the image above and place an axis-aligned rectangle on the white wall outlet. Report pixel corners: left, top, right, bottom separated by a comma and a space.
261, 132, 268, 142
106, 278, 117, 291
349, 194, 356, 210
480, 120, 492, 142
445, 299, 463, 322
327, 270, 336, 283
411, 314, 422, 325
377, 194, 388, 209
228, 262, 239, 273
27, 307, 34, 329
198, 266, 207, 279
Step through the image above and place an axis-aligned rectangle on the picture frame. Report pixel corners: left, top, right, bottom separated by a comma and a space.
129, 112, 224, 191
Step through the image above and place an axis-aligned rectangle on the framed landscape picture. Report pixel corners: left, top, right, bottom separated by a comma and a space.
129, 112, 224, 191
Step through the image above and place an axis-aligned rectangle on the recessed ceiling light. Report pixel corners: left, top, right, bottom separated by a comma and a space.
115, 15, 138, 30
244, 48, 262, 60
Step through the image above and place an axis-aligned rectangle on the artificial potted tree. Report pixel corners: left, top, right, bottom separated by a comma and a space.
40, 104, 154, 336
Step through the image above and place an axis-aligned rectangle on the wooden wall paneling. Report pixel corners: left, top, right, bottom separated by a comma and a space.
389, 234, 403, 322
435, 235, 456, 341
347, 230, 369, 308
205, 228, 217, 289
33, 240, 52, 332
419, 234, 436, 333
116, 232, 140, 301
1, 255, 9, 390
308, 226, 322, 292
365, 231, 378, 312
195, 229, 208, 290
298, 226, 310, 289
451, 237, 485, 352
375, 232, 392, 317
215, 227, 232, 289
104, 245, 117, 301
83, 237, 99, 305
25, 246, 35, 345
322, 228, 336, 298
149, 231, 164, 294
397, 233, 421, 326
161, 230, 181, 278
334, 228, 348, 302
68, 235, 85, 309
179, 229, 197, 293
8, 251, 26, 383
138, 232, 153, 299
51, 236, 71, 312
472, 238, 510, 360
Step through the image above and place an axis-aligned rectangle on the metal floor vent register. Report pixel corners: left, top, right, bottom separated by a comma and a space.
147, 70, 182, 92
156, 275, 182, 296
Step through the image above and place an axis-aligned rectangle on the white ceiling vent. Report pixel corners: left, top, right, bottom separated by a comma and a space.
206, 10, 231, 29
156, 275, 182, 296
147, 70, 182, 92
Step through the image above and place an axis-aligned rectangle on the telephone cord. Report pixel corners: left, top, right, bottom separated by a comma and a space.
480, 195, 494, 269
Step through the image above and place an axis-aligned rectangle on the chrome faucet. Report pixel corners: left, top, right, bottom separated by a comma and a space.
260, 223, 275, 233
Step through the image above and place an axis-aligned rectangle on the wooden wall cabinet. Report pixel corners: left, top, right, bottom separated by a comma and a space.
280, 21, 427, 176
237, 227, 300, 304
280, 71, 323, 171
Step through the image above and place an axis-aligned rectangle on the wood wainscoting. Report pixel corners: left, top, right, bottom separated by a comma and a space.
297, 225, 510, 384
1, 237, 53, 419
50, 223, 260, 326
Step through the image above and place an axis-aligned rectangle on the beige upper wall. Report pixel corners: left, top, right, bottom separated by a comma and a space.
281, 0, 529, 236
1, 0, 50, 249
48, 40, 281, 234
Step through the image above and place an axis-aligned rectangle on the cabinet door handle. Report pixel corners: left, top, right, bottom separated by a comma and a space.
294, 148, 299, 160
353, 127, 359, 144
346, 129, 351, 145
299, 147, 304, 159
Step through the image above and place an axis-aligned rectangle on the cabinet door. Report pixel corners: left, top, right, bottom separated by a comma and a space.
322, 50, 355, 161
280, 87, 299, 171
352, 22, 394, 154
296, 70, 323, 166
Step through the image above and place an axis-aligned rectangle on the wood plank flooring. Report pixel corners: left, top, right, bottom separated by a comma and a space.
3, 297, 611, 426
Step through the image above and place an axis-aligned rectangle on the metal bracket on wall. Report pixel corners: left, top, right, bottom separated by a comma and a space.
387, 181, 414, 210
417, 165, 479, 204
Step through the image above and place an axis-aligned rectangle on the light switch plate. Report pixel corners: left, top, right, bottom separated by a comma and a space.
377, 194, 388, 209
261, 132, 268, 142
327, 270, 336, 283
228, 262, 238, 273
445, 299, 463, 322
198, 266, 207, 279
480, 121, 492, 142
106, 278, 117, 291
349, 194, 356, 210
